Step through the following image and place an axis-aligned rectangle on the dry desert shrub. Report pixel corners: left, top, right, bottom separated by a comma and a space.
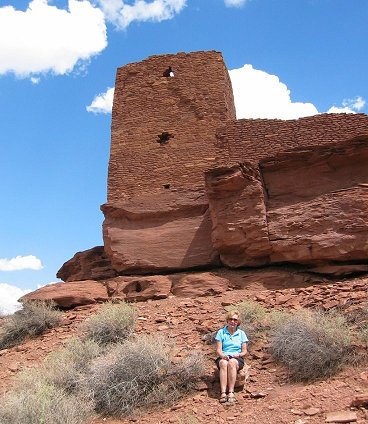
38, 337, 101, 392
266, 308, 290, 327
270, 309, 353, 381
82, 335, 205, 417
358, 327, 368, 347
236, 299, 267, 338
79, 301, 136, 345
0, 380, 94, 424
345, 303, 368, 333
0, 300, 61, 349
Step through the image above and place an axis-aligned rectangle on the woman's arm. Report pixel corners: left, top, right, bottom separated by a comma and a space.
233, 341, 247, 358
216, 340, 228, 359
239, 342, 247, 358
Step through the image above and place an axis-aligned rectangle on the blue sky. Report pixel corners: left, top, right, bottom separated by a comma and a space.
0, 0, 367, 313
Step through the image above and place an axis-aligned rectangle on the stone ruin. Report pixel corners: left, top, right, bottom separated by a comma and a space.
58, 50, 368, 283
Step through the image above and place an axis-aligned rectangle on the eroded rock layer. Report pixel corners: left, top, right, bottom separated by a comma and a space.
207, 119, 368, 268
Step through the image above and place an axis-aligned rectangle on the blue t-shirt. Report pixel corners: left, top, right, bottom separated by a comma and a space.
215, 326, 248, 355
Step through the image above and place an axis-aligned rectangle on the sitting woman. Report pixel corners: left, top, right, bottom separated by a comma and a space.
215, 310, 248, 403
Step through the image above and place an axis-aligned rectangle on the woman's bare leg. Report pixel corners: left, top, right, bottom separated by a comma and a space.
219, 359, 229, 394
227, 358, 239, 394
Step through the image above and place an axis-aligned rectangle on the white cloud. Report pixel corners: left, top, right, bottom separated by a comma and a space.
94, 0, 186, 29
0, 255, 43, 271
0, 283, 31, 315
229, 64, 318, 120
0, 0, 107, 78
224, 0, 247, 7
86, 86, 114, 113
327, 96, 366, 114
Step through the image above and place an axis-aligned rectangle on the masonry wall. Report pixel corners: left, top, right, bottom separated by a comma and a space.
215, 113, 368, 167
107, 50, 236, 204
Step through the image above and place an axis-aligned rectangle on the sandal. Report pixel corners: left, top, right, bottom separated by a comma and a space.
227, 392, 236, 404
219, 392, 227, 403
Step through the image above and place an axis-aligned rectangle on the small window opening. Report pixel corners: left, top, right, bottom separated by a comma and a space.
157, 132, 173, 145
163, 183, 171, 189
163, 66, 174, 77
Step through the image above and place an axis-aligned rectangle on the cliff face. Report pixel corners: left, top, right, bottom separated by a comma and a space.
60, 50, 368, 282
207, 116, 368, 271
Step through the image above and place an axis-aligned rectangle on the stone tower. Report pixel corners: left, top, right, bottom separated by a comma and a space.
107, 50, 235, 202
102, 51, 236, 273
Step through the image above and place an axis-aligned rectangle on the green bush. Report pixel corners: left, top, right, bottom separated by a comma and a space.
270, 309, 353, 381
0, 301, 61, 349
82, 335, 205, 417
79, 301, 136, 345
0, 381, 94, 424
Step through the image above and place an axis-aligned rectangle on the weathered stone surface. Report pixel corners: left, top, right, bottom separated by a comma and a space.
205, 164, 271, 267
102, 197, 219, 274
267, 187, 368, 264
205, 128, 368, 270
105, 275, 172, 301
325, 410, 357, 423
267, 137, 368, 269
172, 272, 229, 297
20, 280, 108, 309
308, 263, 368, 276
57, 246, 117, 282
234, 269, 321, 291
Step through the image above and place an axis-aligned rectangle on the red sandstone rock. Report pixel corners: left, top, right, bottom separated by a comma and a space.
171, 272, 229, 297
207, 129, 368, 270
205, 164, 271, 267
102, 198, 219, 274
56, 246, 117, 282
308, 264, 368, 276
350, 393, 368, 407
234, 269, 320, 291
105, 275, 172, 301
20, 280, 108, 309
268, 187, 368, 264
325, 411, 357, 423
